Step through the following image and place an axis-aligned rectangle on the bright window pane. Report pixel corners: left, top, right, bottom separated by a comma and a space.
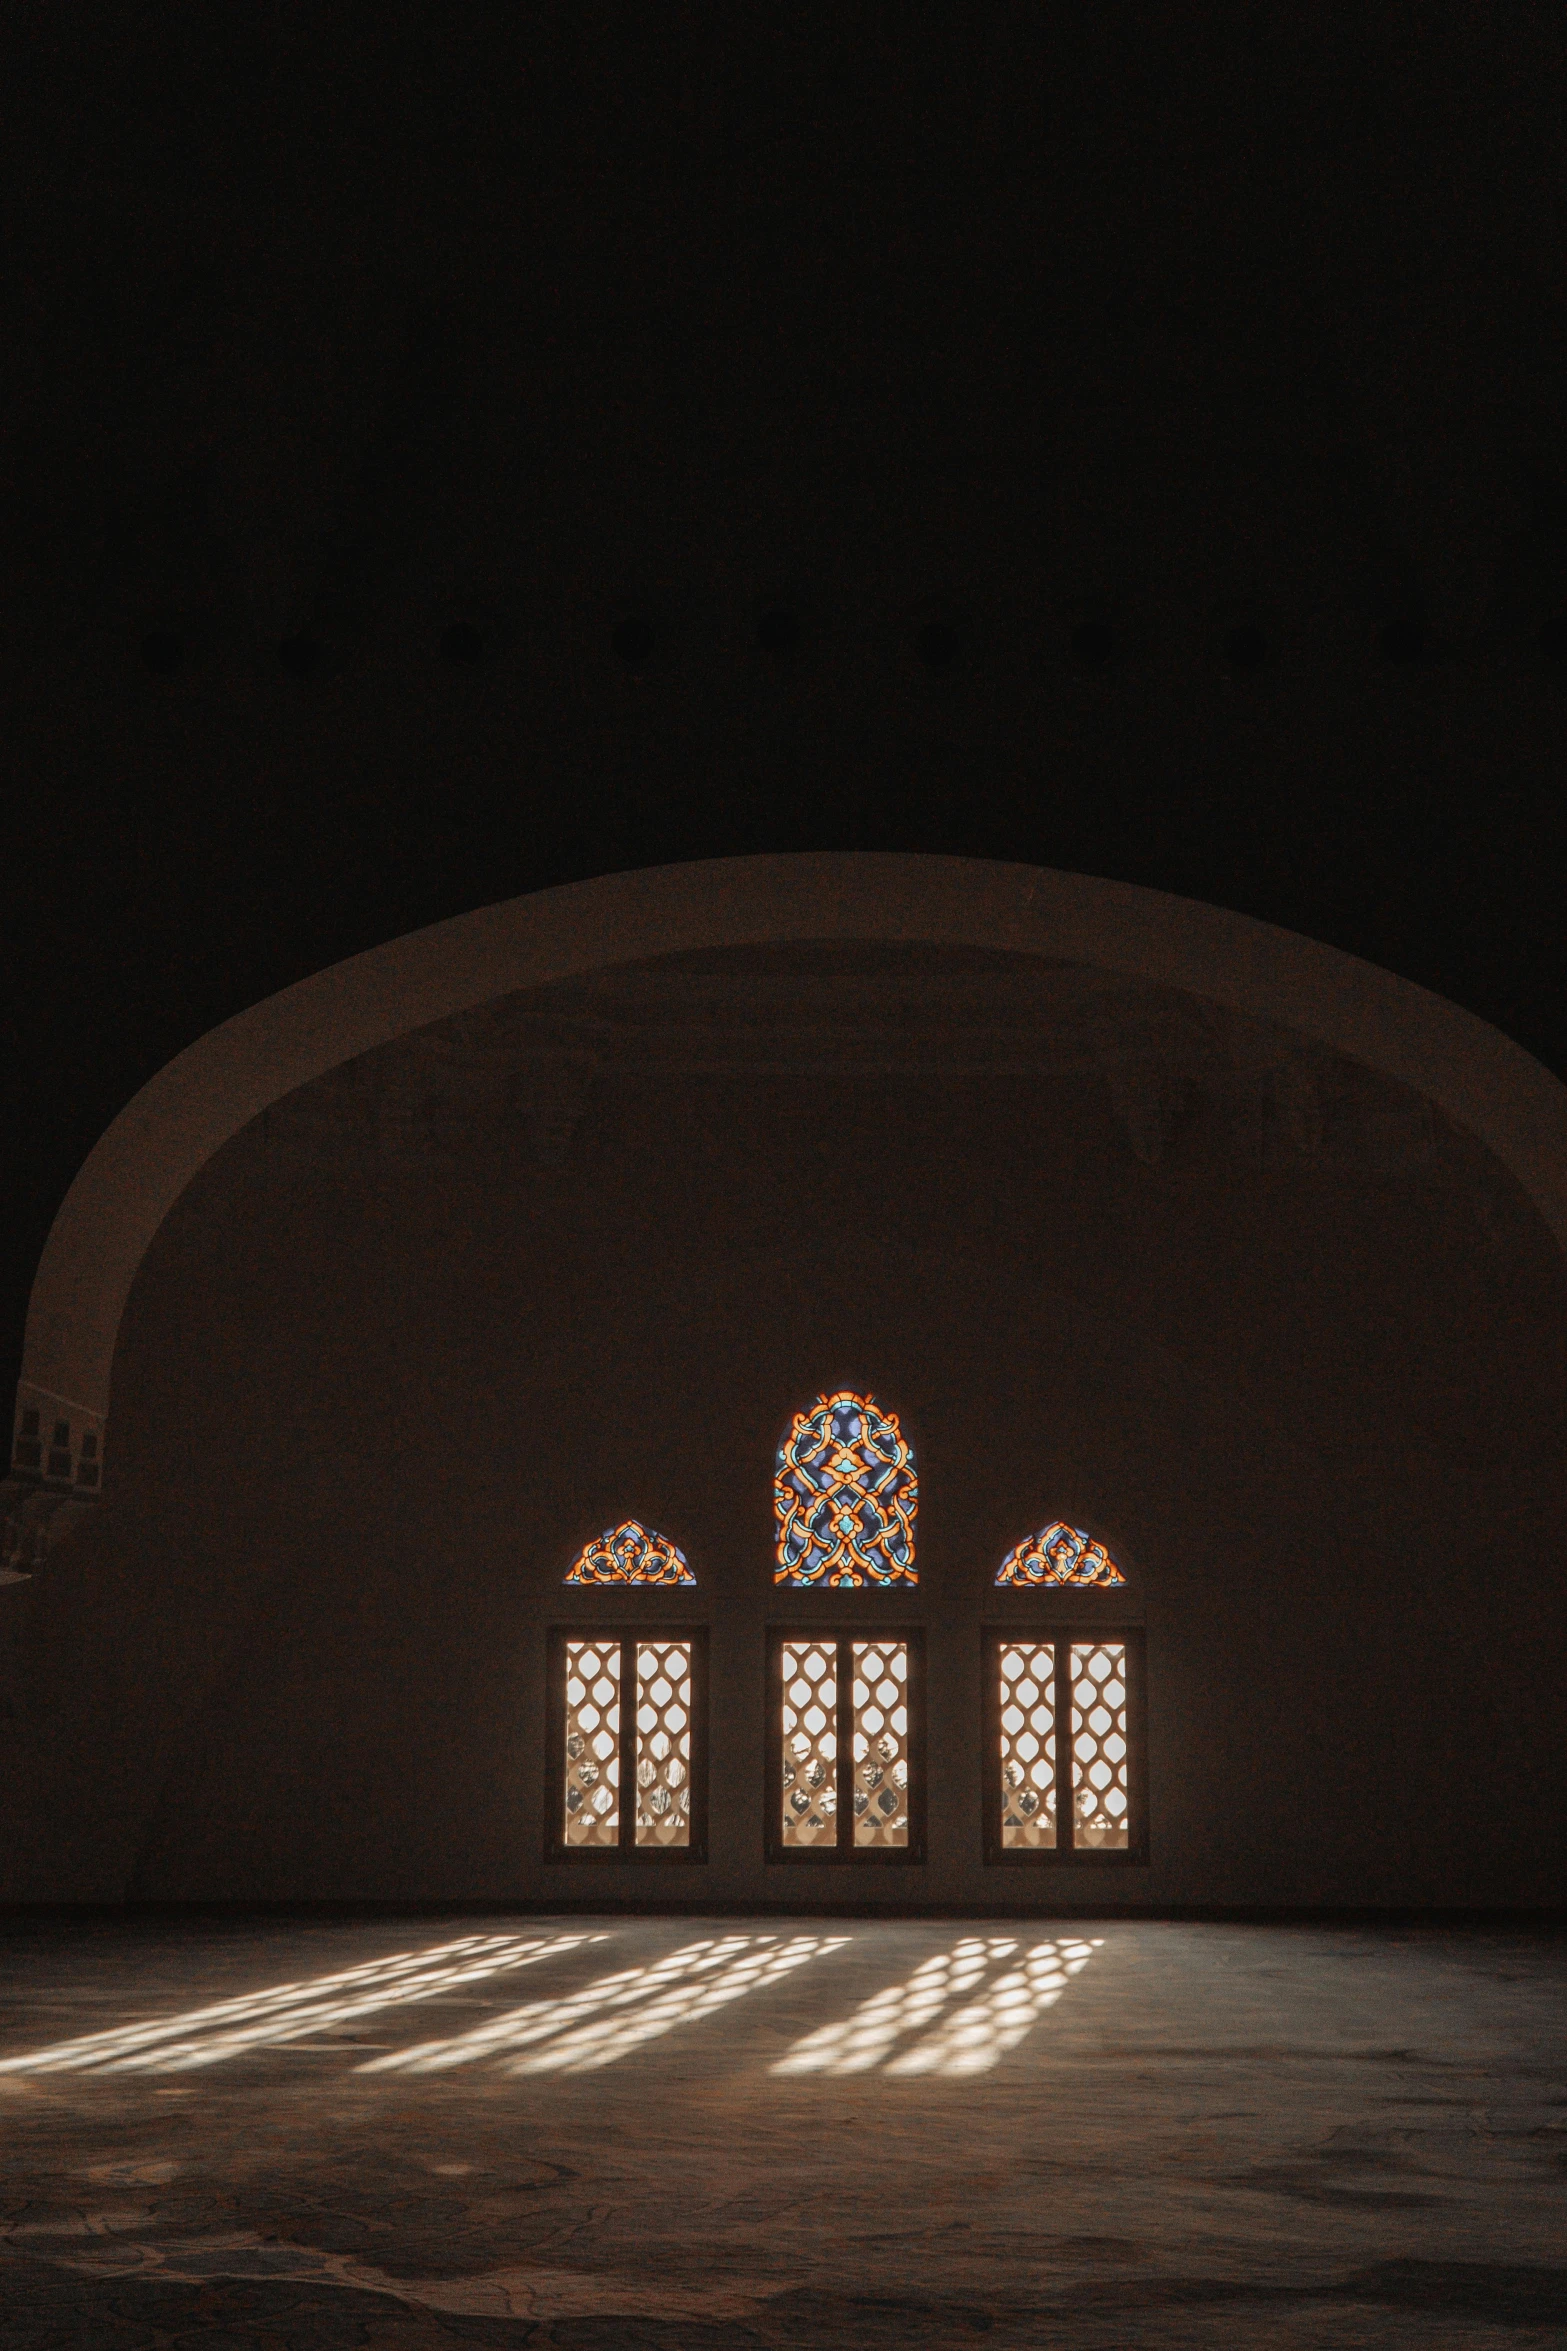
563, 1640, 621, 1846
634, 1640, 691, 1848
851, 1640, 910, 1847
1071, 1642, 1129, 1850
781, 1642, 837, 1847
999, 1642, 1057, 1849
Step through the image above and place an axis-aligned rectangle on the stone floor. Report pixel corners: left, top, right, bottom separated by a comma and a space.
0, 1915, 1563, 2348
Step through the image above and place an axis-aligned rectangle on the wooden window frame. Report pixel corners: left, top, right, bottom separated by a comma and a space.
982, 1623, 1149, 1867
545, 1622, 709, 1865
765, 1624, 927, 1866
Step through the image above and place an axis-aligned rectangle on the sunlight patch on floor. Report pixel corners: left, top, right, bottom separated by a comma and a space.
0, 1933, 605, 2075
770, 1935, 1099, 2076
360, 1934, 849, 2075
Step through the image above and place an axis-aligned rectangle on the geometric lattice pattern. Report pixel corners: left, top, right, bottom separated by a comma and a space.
780, 1640, 838, 1847
774, 1392, 917, 1586
998, 1642, 1057, 1848
771, 1935, 1098, 2076
851, 1640, 910, 1847
995, 1521, 1125, 1587
564, 1521, 694, 1585
1070, 1641, 1129, 1849
633, 1640, 692, 1848
562, 1640, 621, 1845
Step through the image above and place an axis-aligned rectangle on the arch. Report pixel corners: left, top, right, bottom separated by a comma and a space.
995, 1522, 1127, 1588
13, 852, 1567, 1501
564, 1522, 694, 1586
774, 1391, 917, 1588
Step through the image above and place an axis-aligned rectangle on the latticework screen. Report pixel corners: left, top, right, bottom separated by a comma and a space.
851, 1640, 909, 1847
998, 1642, 1057, 1848
1070, 1641, 1129, 1849
780, 1640, 838, 1847
634, 1640, 692, 1848
563, 1639, 621, 1846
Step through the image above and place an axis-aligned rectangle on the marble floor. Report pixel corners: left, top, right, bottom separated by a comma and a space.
0, 1915, 1563, 2348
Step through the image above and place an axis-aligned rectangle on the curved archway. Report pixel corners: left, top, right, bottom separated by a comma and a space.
13, 852, 1567, 1497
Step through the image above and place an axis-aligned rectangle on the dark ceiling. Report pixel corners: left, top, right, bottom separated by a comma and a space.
4, 10, 1565, 1390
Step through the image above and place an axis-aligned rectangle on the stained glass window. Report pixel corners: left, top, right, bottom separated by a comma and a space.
564, 1520, 695, 1586
774, 1391, 917, 1587
995, 1521, 1125, 1588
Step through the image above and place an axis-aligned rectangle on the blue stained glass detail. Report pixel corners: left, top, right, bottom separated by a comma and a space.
775, 1390, 917, 1587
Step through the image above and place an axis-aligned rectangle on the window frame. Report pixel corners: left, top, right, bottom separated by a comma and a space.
545, 1622, 709, 1865
765, 1623, 927, 1866
981, 1622, 1149, 1867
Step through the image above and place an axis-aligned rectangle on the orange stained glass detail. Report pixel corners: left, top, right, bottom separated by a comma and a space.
564, 1520, 695, 1585
995, 1520, 1125, 1588
774, 1391, 917, 1587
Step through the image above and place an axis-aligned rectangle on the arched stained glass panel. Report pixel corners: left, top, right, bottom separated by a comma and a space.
564, 1520, 695, 1586
774, 1391, 917, 1587
995, 1521, 1125, 1588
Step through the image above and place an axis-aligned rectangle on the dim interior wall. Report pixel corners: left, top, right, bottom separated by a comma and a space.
21, 856, 1567, 1445
6, 1027, 1564, 1911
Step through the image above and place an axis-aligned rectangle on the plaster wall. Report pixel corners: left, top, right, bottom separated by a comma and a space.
6, 941, 1564, 1910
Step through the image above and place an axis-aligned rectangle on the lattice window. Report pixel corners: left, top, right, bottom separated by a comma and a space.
550, 1628, 707, 1860
984, 1630, 1143, 1864
562, 1639, 621, 1847
998, 1642, 1056, 1849
851, 1641, 909, 1848
772, 1630, 923, 1860
780, 1640, 838, 1848
995, 1522, 1125, 1588
564, 1521, 694, 1585
634, 1640, 691, 1848
1071, 1641, 1129, 1850
774, 1392, 917, 1586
